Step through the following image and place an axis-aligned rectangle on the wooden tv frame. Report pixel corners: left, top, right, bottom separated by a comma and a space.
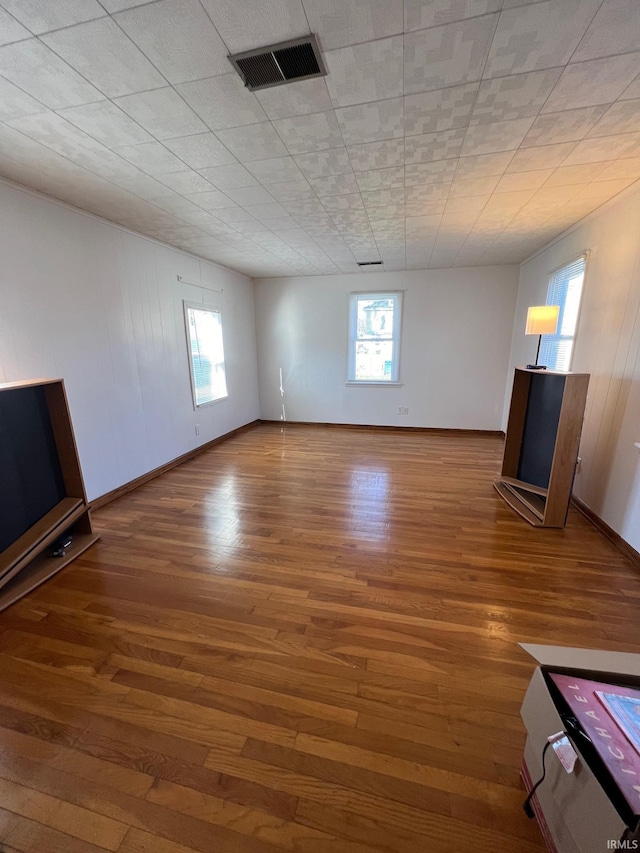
0, 378, 99, 611
495, 367, 590, 528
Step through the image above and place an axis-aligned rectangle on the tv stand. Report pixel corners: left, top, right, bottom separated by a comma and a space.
0, 378, 99, 611
495, 368, 590, 528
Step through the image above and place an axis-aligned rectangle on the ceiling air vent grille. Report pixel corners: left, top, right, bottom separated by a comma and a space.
357, 261, 384, 267
229, 35, 326, 92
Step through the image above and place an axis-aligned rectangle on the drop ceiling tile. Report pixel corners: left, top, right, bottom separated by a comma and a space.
597, 158, 640, 180
242, 202, 290, 222
562, 133, 640, 166
320, 193, 366, 213
335, 98, 403, 146
544, 163, 609, 186
0, 38, 103, 109
41, 17, 166, 98
404, 128, 466, 163
346, 139, 404, 172
405, 0, 501, 30
405, 159, 457, 185
367, 204, 406, 221
455, 151, 514, 179
325, 36, 404, 108
406, 184, 451, 205
471, 68, 562, 125
461, 116, 535, 157
506, 142, 577, 172
176, 74, 268, 132
267, 180, 316, 202
244, 156, 305, 184
522, 105, 609, 148
541, 53, 640, 113
223, 185, 277, 206
495, 169, 554, 192
355, 167, 405, 192
110, 173, 181, 200
0, 7, 32, 44
445, 194, 489, 215
310, 173, 359, 196
329, 210, 370, 230
575, 177, 636, 199
9, 111, 138, 178
449, 175, 499, 197
57, 100, 154, 148
294, 148, 352, 179
116, 141, 187, 175
304, 0, 402, 49
114, 0, 229, 84
405, 199, 446, 216
216, 122, 288, 162
114, 88, 208, 140
200, 0, 308, 54
184, 190, 236, 211
0, 76, 45, 121
404, 14, 498, 95
155, 170, 216, 194
573, 0, 640, 63
255, 78, 333, 120
484, 0, 601, 78
273, 111, 344, 155
621, 74, 640, 101
362, 187, 405, 207
404, 83, 479, 135
197, 163, 259, 189
1, 0, 105, 34
586, 100, 640, 138
283, 197, 327, 215
161, 133, 236, 170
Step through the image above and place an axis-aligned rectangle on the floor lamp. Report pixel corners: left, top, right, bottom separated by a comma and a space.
525, 305, 559, 370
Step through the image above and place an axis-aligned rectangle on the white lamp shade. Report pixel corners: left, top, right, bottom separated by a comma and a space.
525, 305, 559, 336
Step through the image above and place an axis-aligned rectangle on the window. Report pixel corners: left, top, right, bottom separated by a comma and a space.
184, 302, 227, 406
539, 255, 586, 372
348, 292, 402, 383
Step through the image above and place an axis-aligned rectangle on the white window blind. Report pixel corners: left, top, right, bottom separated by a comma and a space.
184, 302, 227, 407
539, 255, 586, 371
348, 292, 403, 383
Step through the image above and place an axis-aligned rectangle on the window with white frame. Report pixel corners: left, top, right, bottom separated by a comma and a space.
184, 302, 227, 407
538, 256, 586, 372
348, 292, 403, 383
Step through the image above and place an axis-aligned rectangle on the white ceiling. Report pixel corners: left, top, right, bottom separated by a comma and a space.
0, 0, 639, 278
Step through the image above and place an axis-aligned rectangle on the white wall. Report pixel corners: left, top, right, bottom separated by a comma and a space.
254, 266, 519, 430
506, 186, 640, 553
0, 181, 259, 502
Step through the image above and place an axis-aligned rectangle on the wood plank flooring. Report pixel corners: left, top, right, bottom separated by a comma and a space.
1, 423, 640, 852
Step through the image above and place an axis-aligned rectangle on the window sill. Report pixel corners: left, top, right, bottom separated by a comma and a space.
345, 381, 403, 387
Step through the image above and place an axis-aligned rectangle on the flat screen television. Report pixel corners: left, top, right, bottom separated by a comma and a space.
0, 385, 67, 554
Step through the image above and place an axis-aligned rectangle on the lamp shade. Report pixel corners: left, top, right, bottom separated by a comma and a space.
525, 305, 559, 336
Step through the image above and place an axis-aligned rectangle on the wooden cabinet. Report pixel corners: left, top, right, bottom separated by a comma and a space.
495, 367, 590, 528
0, 378, 99, 611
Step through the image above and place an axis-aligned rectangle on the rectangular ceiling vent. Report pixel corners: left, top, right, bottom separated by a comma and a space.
228, 35, 326, 92
357, 261, 384, 267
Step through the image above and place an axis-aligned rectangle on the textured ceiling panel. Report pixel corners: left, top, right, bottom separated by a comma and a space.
0, 0, 638, 276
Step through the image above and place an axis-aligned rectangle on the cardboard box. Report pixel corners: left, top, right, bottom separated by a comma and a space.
520, 644, 640, 853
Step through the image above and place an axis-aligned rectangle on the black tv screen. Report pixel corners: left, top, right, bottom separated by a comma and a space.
0, 386, 66, 554
517, 373, 565, 489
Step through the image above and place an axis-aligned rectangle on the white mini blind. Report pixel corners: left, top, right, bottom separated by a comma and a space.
538, 255, 586, 371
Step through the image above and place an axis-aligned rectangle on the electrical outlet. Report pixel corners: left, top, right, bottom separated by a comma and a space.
397, 406, 409, 415
195, 424, 200, 435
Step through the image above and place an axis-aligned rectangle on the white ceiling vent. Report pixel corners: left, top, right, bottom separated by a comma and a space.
228, 35, 326, 92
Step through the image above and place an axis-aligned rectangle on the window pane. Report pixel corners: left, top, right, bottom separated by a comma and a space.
357, 297, 394, 340
187, 306, 227, 406
355, 340, 393, 381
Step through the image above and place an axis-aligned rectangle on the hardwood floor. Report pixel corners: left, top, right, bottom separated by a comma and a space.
1, 423, 639, 852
